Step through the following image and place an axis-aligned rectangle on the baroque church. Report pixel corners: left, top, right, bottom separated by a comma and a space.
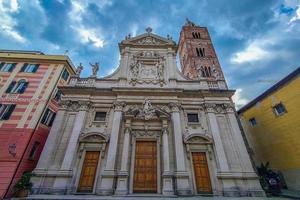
31, 20, 264, 197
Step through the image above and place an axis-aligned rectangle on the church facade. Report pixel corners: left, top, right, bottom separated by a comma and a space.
31, 21, 264, 197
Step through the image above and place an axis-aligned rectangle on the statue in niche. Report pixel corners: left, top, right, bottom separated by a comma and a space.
130, 60, 140, 79
156, 58, 164, 80
90, 62, 99, 77
76, 63, 83, 76
197, 66, 205, 79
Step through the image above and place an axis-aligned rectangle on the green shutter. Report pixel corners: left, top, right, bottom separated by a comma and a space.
33, 64, 39, 72
6, 81, 16, 93
20, 63, 28, 72
0, 62, 5, 70
2, 105, 16, 120
9, 63, 17, 72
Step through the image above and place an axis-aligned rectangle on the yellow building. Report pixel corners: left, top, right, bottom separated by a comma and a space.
238, 67, 300, 192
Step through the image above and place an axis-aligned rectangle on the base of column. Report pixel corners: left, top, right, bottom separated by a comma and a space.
162, 171, 174, 195
174, 171, 192, 196
115, 171, 129, 195
97, 170, 116, 195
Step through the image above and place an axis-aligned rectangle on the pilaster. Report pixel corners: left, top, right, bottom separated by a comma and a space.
169, 103, 192, 196
53, 101, 90, 191
161, 119, 174, 195
115, 119, 132, 195
98, 101, 125, 195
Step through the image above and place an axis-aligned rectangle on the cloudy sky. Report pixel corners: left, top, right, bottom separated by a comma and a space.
1, 0, 300, 108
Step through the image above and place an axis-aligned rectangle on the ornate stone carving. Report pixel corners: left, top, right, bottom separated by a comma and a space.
124, 100, 171, 120
203, 103, 235, 113
137, 36, 160, 45
132, 130, 160, 138
78, 101, 91, 111
169, 102, 181, 112
129, 55, 165, 86
113, 101, 126, 111
90, 62, 99, 77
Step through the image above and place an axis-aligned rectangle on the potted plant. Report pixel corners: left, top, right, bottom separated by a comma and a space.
13, 172, 33, 197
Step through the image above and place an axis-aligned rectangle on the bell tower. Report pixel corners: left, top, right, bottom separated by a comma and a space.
178, 19, 225, 83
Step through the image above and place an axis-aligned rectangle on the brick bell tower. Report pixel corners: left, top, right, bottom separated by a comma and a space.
178, 19, 226, 85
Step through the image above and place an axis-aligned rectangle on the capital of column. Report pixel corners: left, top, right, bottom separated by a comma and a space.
168, 102, 181, 113
113, 101, 126, 112
58, 100, 70, 110
162, 127, 169, 135
78, 101, 91, 111
204, 103, 235, 114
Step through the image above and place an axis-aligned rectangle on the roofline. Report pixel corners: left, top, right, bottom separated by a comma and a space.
0, 49, 44, 55
238, 66, 300, 114
0, 50, 76, 74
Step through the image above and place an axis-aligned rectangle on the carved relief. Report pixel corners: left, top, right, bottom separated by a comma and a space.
137, 36, 160, 45
129, 52, 165, 86
125, 99, 170, 120
59, 100, 91, 112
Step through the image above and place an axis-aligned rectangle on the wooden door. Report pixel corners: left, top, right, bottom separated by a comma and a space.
78, 151, 100, 193
133, 141, 157, 193
192, 152, 212, 193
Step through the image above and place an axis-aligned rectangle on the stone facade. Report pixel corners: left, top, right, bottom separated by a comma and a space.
31, 22, 264, 197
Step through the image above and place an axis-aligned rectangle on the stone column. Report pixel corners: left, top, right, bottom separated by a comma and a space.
226, 106, 254, 172
169, 103, 191, 195
115, 119, 131, 195
31, 102, 68, 192
98, 101, 124, 195
53, 101, 90, 189
206, 108, 230, 172
35, 104, 67, 170
226, 107, 264, 196
205, 103, 236, 196
161, 119, 174, 195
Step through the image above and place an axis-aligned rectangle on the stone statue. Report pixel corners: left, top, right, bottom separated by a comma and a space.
90, 62, 99, 77
76, 63, 83, 75
140, 98, 156, 120
156, 58, 164, 79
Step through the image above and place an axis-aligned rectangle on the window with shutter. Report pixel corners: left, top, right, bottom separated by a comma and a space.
0, 104, 16, 120
1, 63, 16, 72
6, 80, 28, 93
41, 108, 56, 126
20, 63, 39, 73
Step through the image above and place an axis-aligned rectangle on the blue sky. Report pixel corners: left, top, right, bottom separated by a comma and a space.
1, 0, 300, 108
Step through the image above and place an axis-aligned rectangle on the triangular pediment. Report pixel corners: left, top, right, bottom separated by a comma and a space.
119, 32, 176, 49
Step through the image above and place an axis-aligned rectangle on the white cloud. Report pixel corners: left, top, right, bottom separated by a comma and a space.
288, 5, 300, 24
231, 40, 272, 64
232, 88, 249, 109
77, 27, 104, 48
0, 0, 27, 43
130, 23, 139, 37
69, 0, 106, 48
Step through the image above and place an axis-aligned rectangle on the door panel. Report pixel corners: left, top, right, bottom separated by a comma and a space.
192, 152, 212, 193
78, 151, 100, 193
133, 141, 157, 193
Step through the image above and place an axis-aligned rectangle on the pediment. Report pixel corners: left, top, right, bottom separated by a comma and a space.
119, 33, 176, 48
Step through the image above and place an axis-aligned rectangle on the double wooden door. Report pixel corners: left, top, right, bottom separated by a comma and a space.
77, 151, 100, 193
192, 152, 212, 193
133, 141, 157, 193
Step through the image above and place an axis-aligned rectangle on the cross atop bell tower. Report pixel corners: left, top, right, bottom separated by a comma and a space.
178, 19, 225, 82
